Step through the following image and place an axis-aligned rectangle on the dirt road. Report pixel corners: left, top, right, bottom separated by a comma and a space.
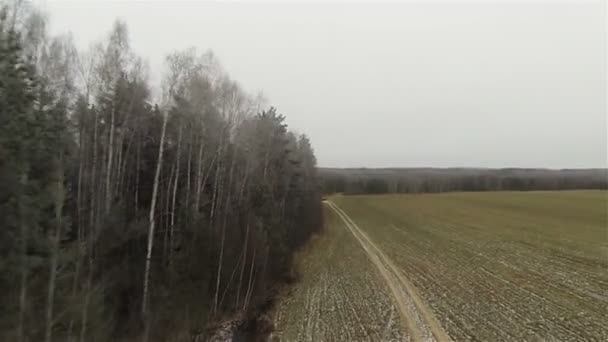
326, 201, 451, 342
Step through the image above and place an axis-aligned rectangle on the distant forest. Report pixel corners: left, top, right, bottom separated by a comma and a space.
321, 168, 608, 194
1, 3, 321, 342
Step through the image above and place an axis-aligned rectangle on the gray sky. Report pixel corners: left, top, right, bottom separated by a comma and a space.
41, 1, 606, 168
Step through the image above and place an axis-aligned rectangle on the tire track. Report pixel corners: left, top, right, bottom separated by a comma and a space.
326, 201, 452, 342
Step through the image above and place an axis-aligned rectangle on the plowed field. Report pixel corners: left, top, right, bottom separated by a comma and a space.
274, 191, 608, 341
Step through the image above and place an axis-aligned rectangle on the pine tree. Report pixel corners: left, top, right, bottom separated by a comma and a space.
0, 11, 43, 341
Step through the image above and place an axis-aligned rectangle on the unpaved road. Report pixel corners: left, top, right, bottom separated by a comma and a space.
326, 201, 451, 342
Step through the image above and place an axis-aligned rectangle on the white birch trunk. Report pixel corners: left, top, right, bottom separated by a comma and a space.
105, 109, 115, 214
194, 137, 204, 213
169, 124, 183, 267
142, 110, 169, 317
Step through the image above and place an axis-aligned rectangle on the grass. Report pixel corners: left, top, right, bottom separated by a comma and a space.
274, 190, 608, 341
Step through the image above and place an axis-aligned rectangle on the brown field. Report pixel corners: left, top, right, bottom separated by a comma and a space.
273, 191, 608, 341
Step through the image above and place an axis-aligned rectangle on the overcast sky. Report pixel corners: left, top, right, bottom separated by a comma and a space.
40, 1, 606, 168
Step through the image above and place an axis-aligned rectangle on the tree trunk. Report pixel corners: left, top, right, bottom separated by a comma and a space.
105, 108, 115, 214
209, 130, 227, 223
115, 92, 136, 199
81, 106, 98, 342
44, 156, 65, 342
79, 258, 93, 342
194, 136, 204, 213
44, 226, 61, 342
242, 243, 257, 311
235, 222, 250, 308
185, 131, 192, 213
76, 116, 85, 245
115, 130, 134, 201
237, 157, 250, 206
142, 110, 169, 318
200, 153, 217, 204
66, 240, 82, 342
209, 147, 222, 224
170, 124, 183, 267
215, 146, 238, 306
219, 248, 244, 308
135, 138, 140, 211
17, 171, 29, 342
163, 165, 173, 265
213, 227, 226, 315
114, 133, 123, 199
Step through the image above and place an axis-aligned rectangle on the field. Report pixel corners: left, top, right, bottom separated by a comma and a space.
272, 205, 406, 341
273, 191, 608, 341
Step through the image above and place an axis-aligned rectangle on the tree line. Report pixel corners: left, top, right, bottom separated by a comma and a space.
0, 3, 322, 341
321, 168, 608, 194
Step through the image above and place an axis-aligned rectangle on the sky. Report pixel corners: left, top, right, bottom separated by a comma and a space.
40, 0, 606, 169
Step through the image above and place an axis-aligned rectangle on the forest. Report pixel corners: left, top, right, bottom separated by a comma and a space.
0, 3, 322, 341
320, 167, 608, 194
